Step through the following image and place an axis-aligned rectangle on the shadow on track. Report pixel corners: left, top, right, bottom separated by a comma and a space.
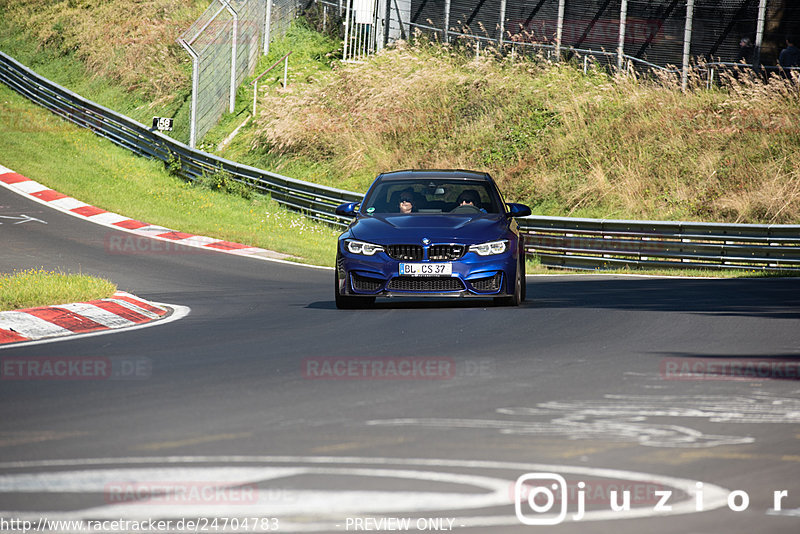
308, 299, 530, 310
531, 276, 800, 319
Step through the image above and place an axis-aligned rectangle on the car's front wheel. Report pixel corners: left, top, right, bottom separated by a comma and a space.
495, 256, 524, 307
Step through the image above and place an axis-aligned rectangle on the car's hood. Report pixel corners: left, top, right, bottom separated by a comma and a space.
350, 214, 508, 244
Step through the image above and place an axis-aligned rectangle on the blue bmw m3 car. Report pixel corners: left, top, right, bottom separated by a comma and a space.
334, 170, 531, 308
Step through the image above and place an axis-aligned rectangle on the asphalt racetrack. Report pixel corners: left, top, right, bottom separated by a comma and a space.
1, 183, 799, 533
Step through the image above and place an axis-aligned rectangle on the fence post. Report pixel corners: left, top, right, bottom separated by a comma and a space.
178, 39, 199, 149
681, 0, 695, 91
753, 0, 768, 68
443, 0, 451, 43
499, 0, 507, 44
219, 0, 238, 114
556, 0, 565, 60
383, 0, 391, 47
252, 79, 258, 116
263, 0, 273, 55
343, 0, 352, 61
618, 0, 628, 70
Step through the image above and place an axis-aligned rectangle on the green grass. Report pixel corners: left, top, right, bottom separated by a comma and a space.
0, 83, 339, 267
0, 269, 117, 311
0, 2, 198, 144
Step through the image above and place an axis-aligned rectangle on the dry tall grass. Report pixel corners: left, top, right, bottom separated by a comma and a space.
1, 0, 206, 101
252, 40, 800, 223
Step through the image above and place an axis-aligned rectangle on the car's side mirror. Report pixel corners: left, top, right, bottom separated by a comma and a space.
506, 203, 532, 218
335, 202, 360, 218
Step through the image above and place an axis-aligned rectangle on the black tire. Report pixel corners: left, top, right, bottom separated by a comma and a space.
495, 257, 523, 307
334, 268, 375, 309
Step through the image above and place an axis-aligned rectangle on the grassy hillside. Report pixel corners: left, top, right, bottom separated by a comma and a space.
245, 40, 800, 223
0, 0, 209, 143
1, 2, 799, 224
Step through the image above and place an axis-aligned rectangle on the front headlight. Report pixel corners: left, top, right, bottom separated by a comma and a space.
345, 239, 384, 256
469, 240, 508, 256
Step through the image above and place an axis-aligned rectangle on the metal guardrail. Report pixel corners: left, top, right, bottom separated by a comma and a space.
522, 216, 800, 272
0, 50, 362, 228
1, 50, 799, 272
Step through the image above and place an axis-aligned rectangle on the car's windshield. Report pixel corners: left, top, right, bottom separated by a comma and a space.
361, 180, 502, 215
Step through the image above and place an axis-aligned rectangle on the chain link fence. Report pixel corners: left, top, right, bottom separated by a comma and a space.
328, 0, 799, 80
271, 0, 306, 40
179, 0, 304, 148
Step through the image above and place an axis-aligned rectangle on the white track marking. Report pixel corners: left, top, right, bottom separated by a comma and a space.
103, 298, 164, 319
0, 312, 72, 339
0, 455, 732, 531
9, 181, 49, 194
54, 303, 136, 328
367, 394, 800, 449
48, 197, 88, 211
0, 303, 190, 350
87, 212, 130, 225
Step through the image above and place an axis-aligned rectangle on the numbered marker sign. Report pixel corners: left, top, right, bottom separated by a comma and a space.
152, 117, 174, 131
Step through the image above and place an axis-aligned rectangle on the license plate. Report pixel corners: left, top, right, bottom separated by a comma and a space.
399, 263, 452, 276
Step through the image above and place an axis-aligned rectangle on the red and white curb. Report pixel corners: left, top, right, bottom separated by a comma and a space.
0, 291, 188, 348
0, 164, 325, 267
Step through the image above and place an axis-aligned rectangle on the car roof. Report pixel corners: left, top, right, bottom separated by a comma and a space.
376, 169, 493, 182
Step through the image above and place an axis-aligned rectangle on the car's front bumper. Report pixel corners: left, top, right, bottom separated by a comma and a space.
336, 246, 517, 298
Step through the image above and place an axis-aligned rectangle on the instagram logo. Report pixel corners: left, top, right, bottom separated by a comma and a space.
514, 473, 567, 525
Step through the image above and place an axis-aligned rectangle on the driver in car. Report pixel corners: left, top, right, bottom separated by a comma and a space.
399, 191, 414, 214
455, 190, 486, 212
